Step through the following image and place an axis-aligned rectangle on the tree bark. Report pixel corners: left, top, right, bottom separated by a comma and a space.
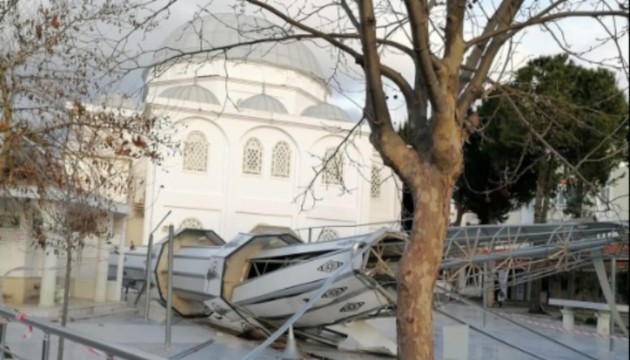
453, 202, 465, 226
530, 160, 552, 313
0, 69, 13, 175
57, 242, 73, 360
567, 271, 576, 298
397, 164, 455, 360
533, 162, 549, 223
574, 179, 585, 218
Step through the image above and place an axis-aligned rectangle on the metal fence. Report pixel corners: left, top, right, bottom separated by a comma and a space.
0, 305, 162, 360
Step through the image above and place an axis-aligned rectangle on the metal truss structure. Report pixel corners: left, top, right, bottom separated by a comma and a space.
435, 220, 628, 291
107, 219, 628, 357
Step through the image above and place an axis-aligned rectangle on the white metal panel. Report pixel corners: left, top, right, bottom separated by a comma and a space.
206, 256, 225, 297
291, 289, 389, 327
240, 275, 382, 318
231, 250, 353, 303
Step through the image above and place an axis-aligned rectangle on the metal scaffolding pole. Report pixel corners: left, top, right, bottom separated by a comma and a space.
143, 233, 154, 321
0, 321, 6, 360
436, 284, 599, 360
165, 224, 175, 348
41, 333, 50, 360
609, 256, 616, 352
483, 262, 487, 327
143, 210, 171, 322
0, 306, 163, 360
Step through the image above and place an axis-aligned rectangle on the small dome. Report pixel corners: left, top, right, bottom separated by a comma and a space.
99, 93, 137, 110
159, 85, 220, 105
239, 94, 288, 114
154, 14, 324, 80
301, 103, 351, 122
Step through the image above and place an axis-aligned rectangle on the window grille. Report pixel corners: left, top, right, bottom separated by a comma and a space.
243, 138, 263, 174
183, 131, 208, 172
318, 228, 339, 241
271, 141, 291, 178
322, 147, 343, 185
179, 218, 202, 229
371, 166, 381, 198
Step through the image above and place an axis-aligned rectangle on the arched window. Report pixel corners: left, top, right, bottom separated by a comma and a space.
322, 147, 343, 185
243, 138, 263, 175
318, 228, 339, 241
183, 131, 208, 172
371, 165, 381, 198
179, 217, 202, 230
271, 141, 291, 178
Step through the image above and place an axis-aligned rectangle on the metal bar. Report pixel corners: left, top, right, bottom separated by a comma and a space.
134, 281, 147, 306
143, 210, 172, 321
440, 237, 615, 269
165, 224, 175, 348
242, 231, 378, 360
41, 333, 50, 360
0, 321, 6, 360
444, 227, 463, 257
481, 263, 488, 328
610, 256, 616, 352
143, 233, 154, 322
0, 306, 163, 360
591, 249, 628, 336
168, 338, 214, 360
435, 307, 548, 360
436, 285, 599, 360
308, 227, 312, 243
116, 217, 128, 302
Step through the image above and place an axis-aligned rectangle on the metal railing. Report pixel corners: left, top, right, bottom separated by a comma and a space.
0, 305, 163, 360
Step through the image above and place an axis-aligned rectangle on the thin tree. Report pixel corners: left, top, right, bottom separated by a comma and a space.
1, 2, 169, 359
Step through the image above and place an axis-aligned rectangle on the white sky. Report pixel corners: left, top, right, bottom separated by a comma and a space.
115, 0, 629, 120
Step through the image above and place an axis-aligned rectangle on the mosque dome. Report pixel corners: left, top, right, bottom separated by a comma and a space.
301, 103, 351, 122
159, 85, 220, 105
154, 14, 324, 80
239, 94, 288, 113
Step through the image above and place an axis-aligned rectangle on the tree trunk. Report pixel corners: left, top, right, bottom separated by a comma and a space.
528, 278, 544, 313
453, 202, 464, 226
574, 180, 585, 218
533, 163, 549, 223
529, 161, 551, 313
567, 271, 576, 298
57, 243, 73, 360
397, 165, 454, 360
0, 69, 13, 174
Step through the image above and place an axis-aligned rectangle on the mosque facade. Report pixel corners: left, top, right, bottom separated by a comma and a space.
138, 14, 401, 242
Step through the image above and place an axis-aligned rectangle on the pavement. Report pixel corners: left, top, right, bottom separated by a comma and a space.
1, 301, 628, 359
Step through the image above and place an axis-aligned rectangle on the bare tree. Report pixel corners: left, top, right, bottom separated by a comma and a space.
0, 1, 171, 359
140, 0, 629, 357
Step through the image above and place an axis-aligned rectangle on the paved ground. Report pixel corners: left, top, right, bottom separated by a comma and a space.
2, 302, 628, 359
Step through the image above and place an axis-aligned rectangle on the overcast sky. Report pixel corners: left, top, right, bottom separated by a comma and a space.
114, 0, 629, 121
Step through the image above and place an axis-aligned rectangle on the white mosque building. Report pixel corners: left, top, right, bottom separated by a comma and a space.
0, 13, 401, 308
136, 13, 402, 243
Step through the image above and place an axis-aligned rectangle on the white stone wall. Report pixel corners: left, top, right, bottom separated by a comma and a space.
596, 164, 629, 222
142, 61, 401, 242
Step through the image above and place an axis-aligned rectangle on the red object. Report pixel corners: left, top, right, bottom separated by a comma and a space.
16, 312, 26, 322
22, 325, 33, 339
